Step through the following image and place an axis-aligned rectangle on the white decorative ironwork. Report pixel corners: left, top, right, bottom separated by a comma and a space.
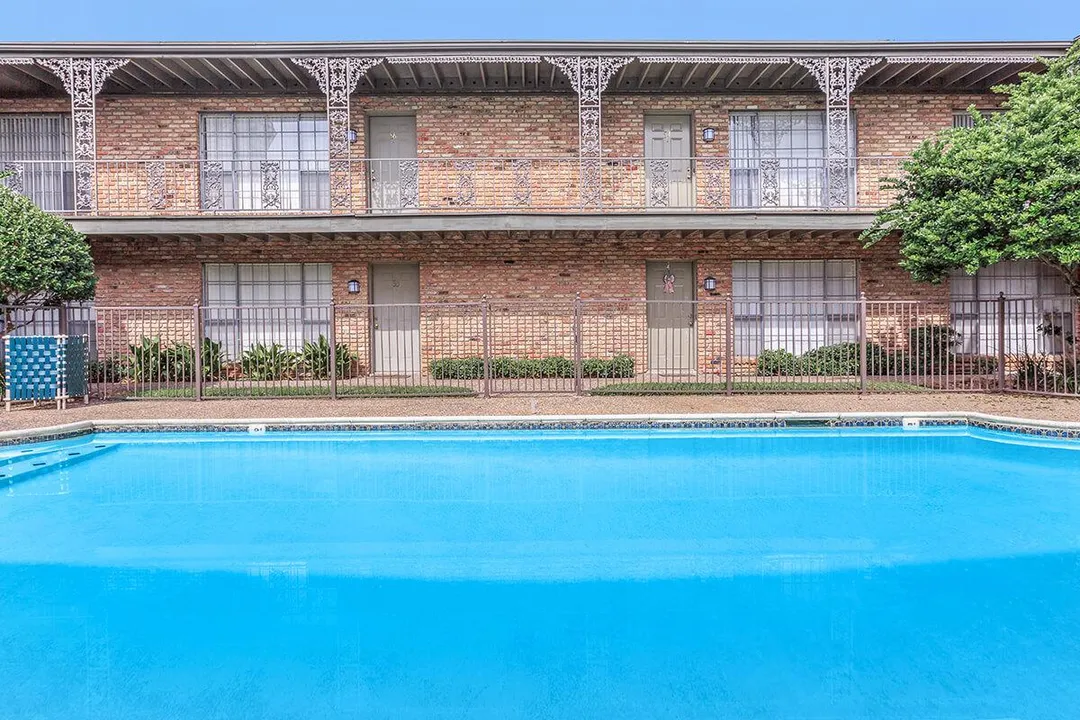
701, 157, 726, 208
647, 158, 670, 208
202, 161, 224, 210
0, 58, 33, 65
793, 56, 881, 208
260, 161, 281, 210
1, 162, 25, 195
636, 55, 790, 64
399, 159, 419, 209
453, 160, 477, 206
36, 57, 127, 213
145, 161, 166, 209
387, 55, 542, 64
546, 56, 632, 208
291, 57, 382, 210
884, 55, 1037, 64
510, 159, 532, 206
759, 158, 780, 207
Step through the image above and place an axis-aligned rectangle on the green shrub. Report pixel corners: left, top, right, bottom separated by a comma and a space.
201, 338, 225, 381
301, 335, 353, 379
756, 349, 800, 376
129, 337, 195, 382
241, 343, 301, 381
428, 354, 634, 380
430, 357, 484, 380
89, 358, 126, 383
908, 325, 960, 369
800, 342, 861, 375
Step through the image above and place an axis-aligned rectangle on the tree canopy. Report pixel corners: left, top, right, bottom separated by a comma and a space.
862, 41, 1080, 295
0, 183, 96, 307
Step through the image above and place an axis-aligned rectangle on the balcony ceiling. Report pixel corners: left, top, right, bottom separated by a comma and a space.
0, 40, 1070, 97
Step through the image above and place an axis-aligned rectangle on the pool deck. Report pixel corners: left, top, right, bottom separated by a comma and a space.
4, 393, 1080, 433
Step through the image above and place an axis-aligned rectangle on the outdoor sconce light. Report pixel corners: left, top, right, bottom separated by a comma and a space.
347, 129, 358, 144
701, 127, 716, 143
346, 279, 361, 294
703, 275, 718, 292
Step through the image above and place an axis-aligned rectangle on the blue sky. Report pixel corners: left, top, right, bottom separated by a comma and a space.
0, 0, 1076, 42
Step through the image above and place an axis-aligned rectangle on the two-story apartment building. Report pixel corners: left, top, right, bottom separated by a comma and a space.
0, 40, 1073, 380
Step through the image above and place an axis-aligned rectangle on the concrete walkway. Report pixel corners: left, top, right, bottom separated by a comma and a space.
4, 393, 1080, 431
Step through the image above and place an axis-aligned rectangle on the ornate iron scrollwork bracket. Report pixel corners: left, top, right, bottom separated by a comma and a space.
545, 56, 632, 209
291, 57, 383, 211
792, 56, 881, 209
36, 57, 128, 213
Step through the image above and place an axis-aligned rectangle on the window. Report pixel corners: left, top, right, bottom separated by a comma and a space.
734, 260, 859, 355
203, 263, 332, 357
200, 114, 329, 211
952, 109, 998, 129
0, 114, 73, 211
730, 111, 854, 208
950, 261, 1072, 354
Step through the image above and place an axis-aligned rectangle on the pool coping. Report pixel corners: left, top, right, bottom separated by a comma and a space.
5, 410, 1080, 446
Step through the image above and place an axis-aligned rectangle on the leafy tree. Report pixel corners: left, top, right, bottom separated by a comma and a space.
0, 183, 96, 327
862, 41, 1080, 295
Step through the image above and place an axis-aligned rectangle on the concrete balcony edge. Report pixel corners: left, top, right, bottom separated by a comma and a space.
69, 211, 878, 237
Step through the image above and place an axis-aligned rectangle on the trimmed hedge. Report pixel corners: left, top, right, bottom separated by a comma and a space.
430, 354, 634, 380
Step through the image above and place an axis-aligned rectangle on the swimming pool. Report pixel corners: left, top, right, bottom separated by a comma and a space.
2, 424, 1079, 719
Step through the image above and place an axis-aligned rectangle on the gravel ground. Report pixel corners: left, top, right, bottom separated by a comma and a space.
4, 393, 1080, 431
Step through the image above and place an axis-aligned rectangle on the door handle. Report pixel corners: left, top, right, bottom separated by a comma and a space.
373, 320, 380, 329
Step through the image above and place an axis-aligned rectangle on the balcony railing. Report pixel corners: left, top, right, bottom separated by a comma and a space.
0, 156, 907, 216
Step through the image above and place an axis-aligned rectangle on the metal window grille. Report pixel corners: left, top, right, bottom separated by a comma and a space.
203, 263, 332, 357
952, 109, 998, 129
0, 114, 74, 211
199, 113, 329, 211
730, 110, 856, 208
950, 261, 1072, 354
733, 259, 858, 355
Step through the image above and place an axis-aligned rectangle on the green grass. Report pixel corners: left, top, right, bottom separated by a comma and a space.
129, 384, 476, 399
590, 380, 929, 395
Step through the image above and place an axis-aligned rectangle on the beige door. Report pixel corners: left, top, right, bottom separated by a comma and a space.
645, 114, 693, 208
371, 263, 420, 374
647, 262, 696, 375
368, 116, 418, 212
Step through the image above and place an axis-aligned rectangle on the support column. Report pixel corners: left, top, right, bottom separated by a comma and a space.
792, 56, 880, 208
546, 56, 632, 209
291, 57, 382, 212
37, 58, 127, 213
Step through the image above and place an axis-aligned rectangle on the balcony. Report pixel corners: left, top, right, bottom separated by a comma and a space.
0, 156, 906, 217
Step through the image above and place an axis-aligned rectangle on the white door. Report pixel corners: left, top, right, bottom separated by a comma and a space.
368, 116, 418, 212
647, 262, 696, 375
645, 114, 693, 208
371, 263, 420, 374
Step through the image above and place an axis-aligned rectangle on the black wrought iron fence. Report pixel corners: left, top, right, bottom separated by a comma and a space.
2, 294, 1077, 400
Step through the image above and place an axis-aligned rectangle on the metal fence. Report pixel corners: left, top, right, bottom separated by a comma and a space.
3, 295, 1077, 400
1, 156, 905, 215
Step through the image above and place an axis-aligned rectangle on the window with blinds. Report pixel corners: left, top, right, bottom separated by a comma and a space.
733, 259, 859, 355
0, 114, 73, 211
729, 111, 855, 208
202, 263, 333, 357
199, 114, 329, 211
950, 260, 1072, 354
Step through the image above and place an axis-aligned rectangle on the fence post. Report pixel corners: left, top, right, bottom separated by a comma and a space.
481, 296, 491, 399
193, 303, 203, 402
573, 292, 584, 395
725, 298, 734, 395
858, 292, 868, 394
329, 303, 338, 401
997, 292, 1007, 392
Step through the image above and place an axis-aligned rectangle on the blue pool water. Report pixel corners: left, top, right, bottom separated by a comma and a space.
1, 426, 1079, 719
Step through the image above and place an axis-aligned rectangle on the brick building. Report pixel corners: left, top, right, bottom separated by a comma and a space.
0, 41, 1073, 383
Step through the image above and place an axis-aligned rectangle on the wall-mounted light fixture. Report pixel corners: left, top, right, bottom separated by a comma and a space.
346, 279, 361, 294
347, 129, 358, 144
703, 275, 718, 292
701, 127, 717, 143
